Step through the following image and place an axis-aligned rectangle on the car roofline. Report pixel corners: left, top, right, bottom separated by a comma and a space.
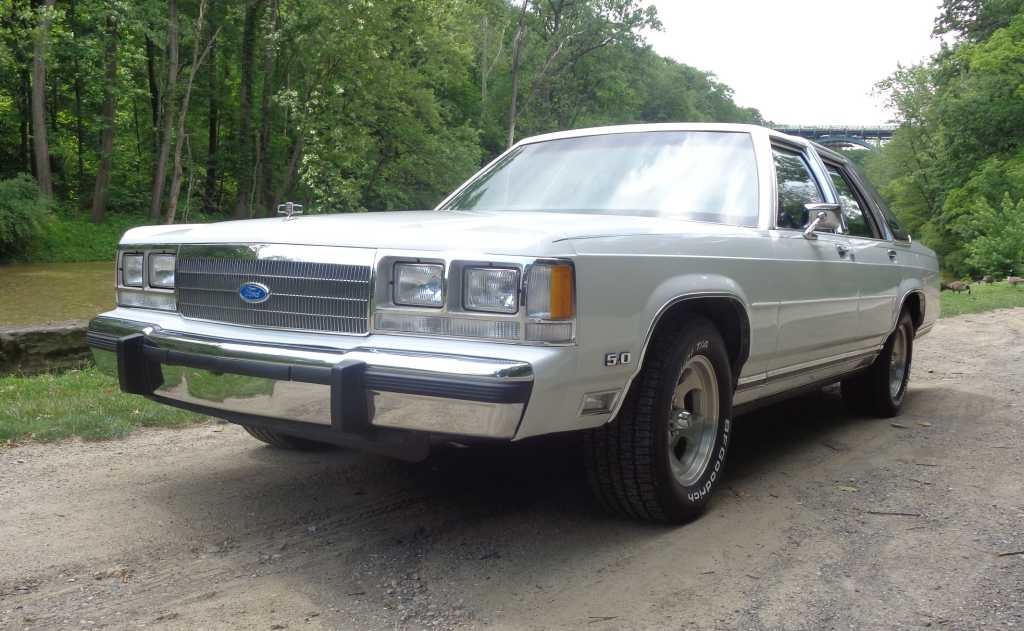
515, 123, 811, 148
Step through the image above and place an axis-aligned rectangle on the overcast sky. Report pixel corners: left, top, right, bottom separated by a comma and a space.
646, 0, 944, 125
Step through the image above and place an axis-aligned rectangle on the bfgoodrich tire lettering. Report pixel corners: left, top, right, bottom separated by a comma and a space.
584, 316, 733, 523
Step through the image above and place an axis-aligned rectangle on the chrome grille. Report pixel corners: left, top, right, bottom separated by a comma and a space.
176, 255, 372, 335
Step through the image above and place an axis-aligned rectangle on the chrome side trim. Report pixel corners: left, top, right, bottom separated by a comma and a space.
733, 348, 878, 407
764, 346, 881, 381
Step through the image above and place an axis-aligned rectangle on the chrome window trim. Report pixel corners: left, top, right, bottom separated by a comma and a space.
768, 142, 849, 235
820, 160, 885, 241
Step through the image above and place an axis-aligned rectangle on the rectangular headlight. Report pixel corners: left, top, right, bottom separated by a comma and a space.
394, 263, 444, 308
149, 254, 176, 289
463, 267, 519, 314
122, 254, 144, 287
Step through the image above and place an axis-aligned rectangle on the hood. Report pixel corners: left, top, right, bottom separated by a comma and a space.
119, 210, 724, 256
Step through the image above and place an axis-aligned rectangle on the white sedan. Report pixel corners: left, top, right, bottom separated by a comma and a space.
88, 123, 939, 523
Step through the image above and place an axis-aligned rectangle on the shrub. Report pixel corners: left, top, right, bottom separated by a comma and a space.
964, 194, 1024, 276
19, 213, 150, 263
0, 174, 51, 260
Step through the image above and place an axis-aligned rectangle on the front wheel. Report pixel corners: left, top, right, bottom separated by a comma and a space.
842, 311, 915, 418
584, 316, 733, 523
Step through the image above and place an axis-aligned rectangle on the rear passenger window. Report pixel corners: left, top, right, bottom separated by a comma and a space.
773, 149, 824, 230
827, 166, 876, 239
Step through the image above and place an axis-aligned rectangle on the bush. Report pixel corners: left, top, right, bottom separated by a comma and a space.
0, 174, 51, 260
10, 209, 218, 264
18, 213, 151, 263
964, 195, 1024, 276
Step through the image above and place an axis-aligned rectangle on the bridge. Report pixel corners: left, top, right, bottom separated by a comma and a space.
773, 125, 897, 150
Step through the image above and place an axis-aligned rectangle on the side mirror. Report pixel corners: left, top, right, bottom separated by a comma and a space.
802, 203, 843, 240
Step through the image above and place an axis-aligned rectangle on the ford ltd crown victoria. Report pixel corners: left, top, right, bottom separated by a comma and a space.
88, 123, 940, 523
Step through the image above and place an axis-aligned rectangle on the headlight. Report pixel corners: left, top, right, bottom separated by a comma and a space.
394, 263, 444, 308
122, 254, 144, 287
463, 267, 519, 314
149, 254, 176, 288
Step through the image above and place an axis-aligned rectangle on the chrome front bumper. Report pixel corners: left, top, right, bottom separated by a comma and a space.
88, 315, 534, 459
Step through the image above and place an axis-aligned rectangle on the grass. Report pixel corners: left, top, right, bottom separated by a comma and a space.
0, 260, 114, 327
0, 367, 207, 444
940, 282, 1024, 317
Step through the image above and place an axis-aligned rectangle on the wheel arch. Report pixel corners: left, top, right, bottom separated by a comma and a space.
638, 293, 751, 389
898, 289, 926, 331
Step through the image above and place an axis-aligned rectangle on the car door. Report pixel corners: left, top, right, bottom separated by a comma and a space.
824, 161, 900, 349
768, 145, 862, 379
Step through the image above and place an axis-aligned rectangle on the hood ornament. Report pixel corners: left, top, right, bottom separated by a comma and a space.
277, 201, 303, 220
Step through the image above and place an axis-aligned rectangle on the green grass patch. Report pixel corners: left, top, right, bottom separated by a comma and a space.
0, 260, 114, 326
940, 282, 1024, 317
0, 367, 207, 443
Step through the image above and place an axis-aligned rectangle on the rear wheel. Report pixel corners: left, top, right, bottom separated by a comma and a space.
242, 426, 338, 451
842, 311, 914, 418
584, 316, 733, 523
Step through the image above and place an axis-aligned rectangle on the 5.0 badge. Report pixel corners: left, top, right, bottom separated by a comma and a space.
604, 352, 632, 367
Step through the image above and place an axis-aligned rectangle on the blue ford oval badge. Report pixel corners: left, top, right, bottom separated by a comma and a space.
239, 282, 270, 304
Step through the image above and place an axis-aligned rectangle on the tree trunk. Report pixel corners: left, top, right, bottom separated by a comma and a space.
30, 0, 55, 198
91, 17, 118, 224
19, 69, 31, 173
202, 0, 220, 214
507, 0, 529, 149
256, 0, 280, 217
70, 0, 85, 195
149, 0, 179, 221
274, 136, 303, 210
166, 2, 218, 224
232, 0, 266, 219
145, 34, 161, 150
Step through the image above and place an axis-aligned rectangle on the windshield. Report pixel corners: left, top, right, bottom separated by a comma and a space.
441, 131, 759, 226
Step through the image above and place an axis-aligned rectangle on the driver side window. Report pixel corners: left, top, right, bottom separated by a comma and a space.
773, 148, 824, 230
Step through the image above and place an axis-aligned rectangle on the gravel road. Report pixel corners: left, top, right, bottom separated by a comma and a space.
2, 309, 1023, 630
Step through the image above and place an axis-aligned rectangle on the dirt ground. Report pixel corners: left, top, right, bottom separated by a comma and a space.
2, 309, 1023, 631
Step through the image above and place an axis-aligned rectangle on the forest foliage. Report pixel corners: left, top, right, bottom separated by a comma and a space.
867, 0, 1024, 277
0, 0, 762, 261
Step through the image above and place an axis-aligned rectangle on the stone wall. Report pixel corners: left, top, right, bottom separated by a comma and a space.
0, 321, 91, 376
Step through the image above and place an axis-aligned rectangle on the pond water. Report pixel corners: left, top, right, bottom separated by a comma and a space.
0, 261, 114, 327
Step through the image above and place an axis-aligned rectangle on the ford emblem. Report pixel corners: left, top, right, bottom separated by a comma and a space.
239, 282, 270, 304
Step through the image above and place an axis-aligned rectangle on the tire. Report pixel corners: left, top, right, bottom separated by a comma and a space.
841, 311, 914, 418
584, 316, 733, 524
242, 426, 338, 451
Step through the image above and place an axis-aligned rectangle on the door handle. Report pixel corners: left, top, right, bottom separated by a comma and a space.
887, 249, 898, 261
836, 244, 851, 257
